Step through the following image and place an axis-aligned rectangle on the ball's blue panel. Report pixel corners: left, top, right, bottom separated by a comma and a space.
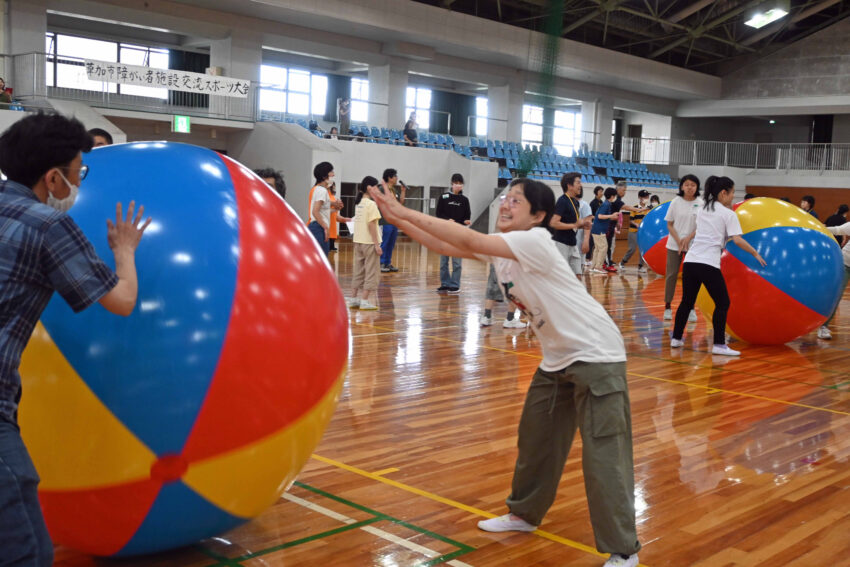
637, 200, 670, 254
114, 481, 246, 557
726, 226, 844, 317
40, 143, 238, 456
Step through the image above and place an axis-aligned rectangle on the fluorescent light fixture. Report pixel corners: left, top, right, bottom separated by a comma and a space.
769, 119, 776, 124
745, 8, 788, 28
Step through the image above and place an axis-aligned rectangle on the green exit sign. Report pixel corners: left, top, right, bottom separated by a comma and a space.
173, 115, 191, 133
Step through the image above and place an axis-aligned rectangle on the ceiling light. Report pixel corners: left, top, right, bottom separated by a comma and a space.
769, 119, 776, 124
745, 1, 790, 29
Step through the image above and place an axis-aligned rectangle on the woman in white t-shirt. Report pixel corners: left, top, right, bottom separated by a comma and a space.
663, 175, 701, 321
346, 175, 383, 310
670, 176, 766, 356
368, 178, 640, 567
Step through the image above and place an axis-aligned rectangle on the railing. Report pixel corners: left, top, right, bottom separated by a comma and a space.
622, 136, 850, 171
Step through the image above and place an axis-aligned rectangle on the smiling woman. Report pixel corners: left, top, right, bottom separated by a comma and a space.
368, 177, 642, 567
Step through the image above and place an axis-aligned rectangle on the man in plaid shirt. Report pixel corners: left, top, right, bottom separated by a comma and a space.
0, 113, 150, 565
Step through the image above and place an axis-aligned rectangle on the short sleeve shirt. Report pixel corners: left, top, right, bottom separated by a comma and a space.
0, 180, 118, 423
664, 197, 701, 251
310, 185, 331, 227
684, 204, 743, 269
353, 198, 382, 245
552, 195, 579, 246
591, 201, 613, 234
475, 228, 625, 371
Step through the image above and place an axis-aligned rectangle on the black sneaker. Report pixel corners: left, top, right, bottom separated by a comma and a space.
447, 287, 461, 294
380, 264, 391, 273
436, 286, 450, 292
387, 264, 399, 272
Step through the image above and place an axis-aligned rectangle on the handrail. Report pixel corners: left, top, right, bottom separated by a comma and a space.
621, 136, 850, 172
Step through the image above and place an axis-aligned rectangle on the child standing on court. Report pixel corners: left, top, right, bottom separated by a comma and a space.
347, 176, 382, 310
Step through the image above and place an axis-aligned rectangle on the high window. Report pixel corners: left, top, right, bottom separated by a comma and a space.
350, 77, 369, 122
45, 32, 169, 99
259, 65, 328, 116
521, 104, 543, 148
553, 110, 583, 156
406, 86, 431, 130
475, 96, 488, 137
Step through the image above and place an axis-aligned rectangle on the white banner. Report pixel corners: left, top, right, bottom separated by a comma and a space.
84, 60, 251, 98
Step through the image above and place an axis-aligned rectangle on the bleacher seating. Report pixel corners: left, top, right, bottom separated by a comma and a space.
259, 114, 678, 187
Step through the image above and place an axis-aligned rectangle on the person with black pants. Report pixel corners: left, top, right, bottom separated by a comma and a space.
435, 173, 471, 292
670, 176, 766, 356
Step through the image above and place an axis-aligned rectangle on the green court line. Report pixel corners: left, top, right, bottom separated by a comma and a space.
826, 380, 850, 391
194, 543, 244, 567
234, 517, 382, 560
294, 481, 475, 554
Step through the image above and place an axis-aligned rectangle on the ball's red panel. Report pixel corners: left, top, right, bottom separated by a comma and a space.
40, 478, 162, 556
642, 237, 669, 275
181, 156, 348, 463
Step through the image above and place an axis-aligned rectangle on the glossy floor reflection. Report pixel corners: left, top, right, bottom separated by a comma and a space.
56, 240, 850, 566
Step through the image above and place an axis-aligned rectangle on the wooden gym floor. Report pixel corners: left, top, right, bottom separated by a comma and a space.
55, 239, 850, 566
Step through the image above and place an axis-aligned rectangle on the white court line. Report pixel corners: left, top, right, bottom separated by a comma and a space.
283, 493, 473, 566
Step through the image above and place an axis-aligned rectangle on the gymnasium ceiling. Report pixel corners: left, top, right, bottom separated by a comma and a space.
408, 0, 850, 75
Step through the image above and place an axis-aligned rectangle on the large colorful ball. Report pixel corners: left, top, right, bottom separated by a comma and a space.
19, 142, 348, 557
637, 201, 672, 274
696, 197, 842, 344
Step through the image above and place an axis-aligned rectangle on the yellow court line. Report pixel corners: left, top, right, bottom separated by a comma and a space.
628, 371, 850, 417
310, 454, 615, 561
370, 467, 399, 476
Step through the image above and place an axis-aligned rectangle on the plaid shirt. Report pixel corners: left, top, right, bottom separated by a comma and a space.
0, 180, 118, 424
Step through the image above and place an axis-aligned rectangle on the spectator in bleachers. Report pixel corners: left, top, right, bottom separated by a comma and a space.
379, 168, 406, 272
800, 195, 819, 219
403, 112, 418, 147
338, 98, 351, 138
619, 189, 650, 273
550, 172, 591, 278
0, 77, 11, 105
435, 173, 471, 292
307, 161, 335, 255
327, 126, 339, 140
88, 128, 113, 147
663, 174, 701, 321
253, 167, 286, 200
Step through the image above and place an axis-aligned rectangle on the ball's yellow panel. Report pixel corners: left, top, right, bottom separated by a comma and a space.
19, 322, 157, 490
737, 198, 832, 239
182, 375, 343, 518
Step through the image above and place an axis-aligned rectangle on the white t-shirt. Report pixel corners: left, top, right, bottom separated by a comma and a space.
664, 196, 701, 251
477, 227, 626, 371
827, 222, 850, 267
684, 204, 743, 269
353, 198, 382, 245
575, 199, 593, 248
310, 185, 331, 226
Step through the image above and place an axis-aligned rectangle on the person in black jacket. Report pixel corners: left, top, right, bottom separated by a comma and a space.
435, 173, 471, 292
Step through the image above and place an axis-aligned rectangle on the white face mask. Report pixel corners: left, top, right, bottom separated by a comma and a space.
47, 170, 79, 213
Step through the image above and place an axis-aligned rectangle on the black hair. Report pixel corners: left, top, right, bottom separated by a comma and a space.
678, 174, 701, 197
329, 127, 338, 133
88, 127, 113, 145
0, 111, 93, 189
604, 187, 618, 199
383, 168, 397, 182
802, 195, 815, 209
593, 185, 603, 197
703, 175, 734, 211
650, 194, 660, 204
838, 204, 849, 215
313, 161, 333, 184
744, 193, 756, 200
451, 173, 464, 184
508, 178, 554, 232
780, 196, 791, 202
253, 167, 286, 199
560, 172, 581, 193
355, 175, 379, 205
638, 189, 650, 198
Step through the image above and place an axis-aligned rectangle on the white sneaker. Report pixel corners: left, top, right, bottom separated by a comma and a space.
818, 326, 832, 340
479, 315, 493, 327
663, 308, 672, 320
358, 300, 378, 311
637, 266, 647, 273
503, 318, 527, 329
477, 513, 537, 533
603, 554, 639, 567
670, 338, 684, 348
688, 310, 697, 322
345, 297, 360, 309
712, 344, 740, 356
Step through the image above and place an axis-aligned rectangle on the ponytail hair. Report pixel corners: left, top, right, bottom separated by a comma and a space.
355, 175, 379, 204
703, 175, 734, 211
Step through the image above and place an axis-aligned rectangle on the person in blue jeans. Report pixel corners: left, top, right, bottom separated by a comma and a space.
0, 113, 150, 565
379, 168, 406, 272
308, 162, 335, 256
435, 173, 471, 292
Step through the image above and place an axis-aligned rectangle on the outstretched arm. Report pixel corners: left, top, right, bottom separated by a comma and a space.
368, 186, 515, 260
99, 201, 152, 316
730, 234, 766, 267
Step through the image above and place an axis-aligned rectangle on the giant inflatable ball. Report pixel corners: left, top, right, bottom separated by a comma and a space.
637, 201, 672, 274
19, 142, 348, 556
696, 197, 842, 344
